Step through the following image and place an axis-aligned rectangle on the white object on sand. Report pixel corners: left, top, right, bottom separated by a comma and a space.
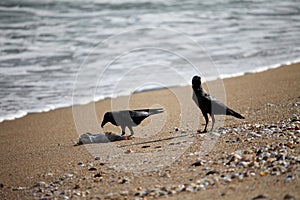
78, 133, 127, 145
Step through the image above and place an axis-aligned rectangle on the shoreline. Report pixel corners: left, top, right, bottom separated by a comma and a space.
1, 59, 300, 124
0, 62, 300, 199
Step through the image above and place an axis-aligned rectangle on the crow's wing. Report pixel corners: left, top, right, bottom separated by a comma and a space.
203, 93, 227, 115
110, 111, 134, 126
129, 110, 149, 125
112, 109, 163, 126
130, 108, 164, 125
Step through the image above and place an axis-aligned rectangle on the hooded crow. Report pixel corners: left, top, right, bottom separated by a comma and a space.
101, 108, 164, 136
192, 75, 244, 133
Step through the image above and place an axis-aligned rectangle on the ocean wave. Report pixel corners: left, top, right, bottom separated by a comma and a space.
1, 0, 300, 123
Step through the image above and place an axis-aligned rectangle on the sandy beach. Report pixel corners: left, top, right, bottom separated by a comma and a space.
0, 63, 299, 199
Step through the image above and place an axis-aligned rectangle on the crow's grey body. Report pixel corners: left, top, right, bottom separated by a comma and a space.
101, 108, 163, 136
192, 76, 244, 132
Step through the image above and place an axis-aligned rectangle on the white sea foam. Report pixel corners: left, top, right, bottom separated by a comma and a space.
1, 59, 298, 123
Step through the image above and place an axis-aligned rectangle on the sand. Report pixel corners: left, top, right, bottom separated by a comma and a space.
0, 63, 299, 199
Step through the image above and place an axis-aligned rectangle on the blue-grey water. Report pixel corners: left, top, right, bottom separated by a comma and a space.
1, 0, 300, 122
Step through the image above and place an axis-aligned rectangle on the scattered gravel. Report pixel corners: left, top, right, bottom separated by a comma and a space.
27, 115, 299, 199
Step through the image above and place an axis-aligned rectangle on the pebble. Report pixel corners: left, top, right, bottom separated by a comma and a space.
191, 159, 206, 167
118, 177, 130, 184
283, 194, 295, 200
284, 175, 294, 182
159, 171, 171, 178
125, 149, 133, 154
222, 175, 232, 183
12, 186, 28, 191
291, 114, 298, 122
294, 102, 300, 107
34, 181, 46, 187
206, 170, 219, 176
249, 132, 262, 138
120, 190, 129, 196
252, 194, 268, 199
73, 184, 80, 189
88, 167, 97, 171
45, 172, 53, 177
185, 185, 194, 192
64, 174, 73, 178
93, 177, 102, 182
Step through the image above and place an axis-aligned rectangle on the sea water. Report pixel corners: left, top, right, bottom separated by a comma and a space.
1, 0, 300, 122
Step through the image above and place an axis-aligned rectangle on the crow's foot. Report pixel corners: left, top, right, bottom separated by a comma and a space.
197, 129, 207, 134
122, 135, 133, 140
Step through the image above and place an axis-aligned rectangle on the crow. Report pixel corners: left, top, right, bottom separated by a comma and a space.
101, 108, 164, 136
192, 75, 244, 133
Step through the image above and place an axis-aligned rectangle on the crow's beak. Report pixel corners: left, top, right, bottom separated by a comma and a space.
101, 120, 107, 128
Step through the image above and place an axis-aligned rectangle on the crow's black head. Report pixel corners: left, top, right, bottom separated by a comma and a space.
192, 75, 201, 87
101, 112, 112, 128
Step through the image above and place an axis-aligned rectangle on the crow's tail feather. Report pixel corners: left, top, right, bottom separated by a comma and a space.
226, 108, 245, 119
148, 108, 164, 115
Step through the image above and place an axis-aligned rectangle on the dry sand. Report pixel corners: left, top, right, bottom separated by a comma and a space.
0, 63, 299, 199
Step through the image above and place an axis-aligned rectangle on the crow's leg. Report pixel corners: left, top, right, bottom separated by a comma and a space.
128, 126, 134, 136
201, 113, 209, 133
210, 114, 215, 131
121, 126, 126, 136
